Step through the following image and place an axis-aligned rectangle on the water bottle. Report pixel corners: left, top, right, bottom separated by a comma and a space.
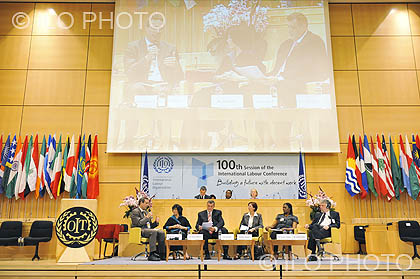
218, 229, 222, 240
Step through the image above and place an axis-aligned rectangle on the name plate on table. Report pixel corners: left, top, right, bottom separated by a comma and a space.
237, 234, 253, 240
167, 95, 189, 108
276, 234, 307, 240
166, 234, 182, 240
211, 95, 243, 109
187, 234, 203, 240
134, 95, 158, 108
220, 234, 234, 240
253, 95, 273, 109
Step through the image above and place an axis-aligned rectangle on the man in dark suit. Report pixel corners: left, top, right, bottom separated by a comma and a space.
124, 16, 184, 97
130, 197, 165, 261
304, 199, 340, 261
266, 12, 329, 108
194, 186, 211, 199
195, 200, 232, 260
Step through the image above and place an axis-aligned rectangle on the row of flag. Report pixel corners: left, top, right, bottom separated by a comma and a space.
345, 134, 420, 201
0, 134, 99, 200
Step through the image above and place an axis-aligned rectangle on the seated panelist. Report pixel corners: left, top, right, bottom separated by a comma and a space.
163, 204, 192, 260
265, 202, 298, 257
195, 200, 232, 260
235, 202, 263, 259
304, 199, 340, 261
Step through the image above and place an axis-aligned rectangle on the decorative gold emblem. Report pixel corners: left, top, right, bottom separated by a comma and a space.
56, 207, 98, 248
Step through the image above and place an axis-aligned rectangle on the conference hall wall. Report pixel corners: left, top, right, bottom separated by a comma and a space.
0, 1, 420, 258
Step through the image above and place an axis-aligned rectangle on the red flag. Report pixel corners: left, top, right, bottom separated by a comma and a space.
358, 136, 368, 199
87, 135, 99, 199
376, 135, 394, 200
352, 135, 363, 197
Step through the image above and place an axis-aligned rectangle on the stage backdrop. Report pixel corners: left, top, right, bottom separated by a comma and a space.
107, 0, 339, 153
142, 153, 301, 199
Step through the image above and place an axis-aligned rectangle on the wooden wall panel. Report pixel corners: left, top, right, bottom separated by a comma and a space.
29, 36, 88, 69
0, 70, 26, 105
334, 71, 361, 105
408, 4, 420, 35
25, 70, 85, 105
410, 36, 420, 69
0, 106, 22, 135
359, 71, 420, 105
356, 37, 414, 70
97, 144, 141, 183
336, 106, 364, 144
0, 36, 30, 69
329, 4, 354, 36
96, 183, 133, 223
0, 3, 34, 35
87, 36, 113, 70
362, 106, 420, 136
85, 71, 111, 105
352, 4, 410, 36
32, 3, 91, 35
82, 106, 108, 143
305, 143, 347, 183
331, 37, 357, 70
20, 106, 83, 137
90, 4, 114, 36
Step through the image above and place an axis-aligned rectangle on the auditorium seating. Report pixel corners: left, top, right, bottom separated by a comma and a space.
23, 221, 53, 261
354, 225, 368, 255
398, 220, 420, 260
317, 227, 341, 261
0, 221, 22, 247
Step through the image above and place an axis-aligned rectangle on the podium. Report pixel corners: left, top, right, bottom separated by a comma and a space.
56, 199, 98, 263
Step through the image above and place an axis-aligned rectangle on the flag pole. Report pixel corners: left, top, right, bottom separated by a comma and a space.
30, 195, 33, 219
17, 199, 21, 219
382, 198, 386, 219
0, 196, 3, 218
42, 197, 45, 218
406, 192, 411, 218
23, 198, 27, 221
376, 195, 380, 218
55, 198, 58, 218
412, 199, 417, 218
358, 195, 362, 218
369, 193, 373, 217
36, 198, 39, 218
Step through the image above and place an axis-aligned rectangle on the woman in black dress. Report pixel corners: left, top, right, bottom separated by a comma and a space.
163, 204, 192, 259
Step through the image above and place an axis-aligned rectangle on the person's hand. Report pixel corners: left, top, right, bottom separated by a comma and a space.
155, 216, 160, 224
304, 224, 309, 229
198, 225, 202, 231
163, 56, 176, 67
209, 227, 216, 232
265, 226, 270, 231
175, 224, 181, 229
323, 225, 329, 230
249, 228, 255, 233
146, 212, 152, 219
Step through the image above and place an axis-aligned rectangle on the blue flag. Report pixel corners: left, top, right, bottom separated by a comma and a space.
298, 151, 307, 199
141, 151, 149, 196
76, 136, 86, 199
0, 135, 11, 193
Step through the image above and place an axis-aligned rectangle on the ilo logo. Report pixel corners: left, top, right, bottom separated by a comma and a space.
153, 156, 174, 173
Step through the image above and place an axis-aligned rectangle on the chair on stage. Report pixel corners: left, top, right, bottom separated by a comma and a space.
398, 220, 420, 259
96, 224, 128, 259
268, 228, 299, 260
234, 228, 263, 259
316, 227, 340, 261
0, 221, 22, 247
354, 225, 368, 255
23, 221, 53, 261
128, 222, 152, 261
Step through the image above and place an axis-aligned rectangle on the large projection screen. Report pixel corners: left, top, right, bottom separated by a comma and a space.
107, 0, 339, 153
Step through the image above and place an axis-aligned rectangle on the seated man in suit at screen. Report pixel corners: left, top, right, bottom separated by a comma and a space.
130, 197, 166, 261
194, 186, 211, 199
195, 200, 232, 260
266, 12, 329, 108
124, 14, 184, 98
304, 199, 340, 261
